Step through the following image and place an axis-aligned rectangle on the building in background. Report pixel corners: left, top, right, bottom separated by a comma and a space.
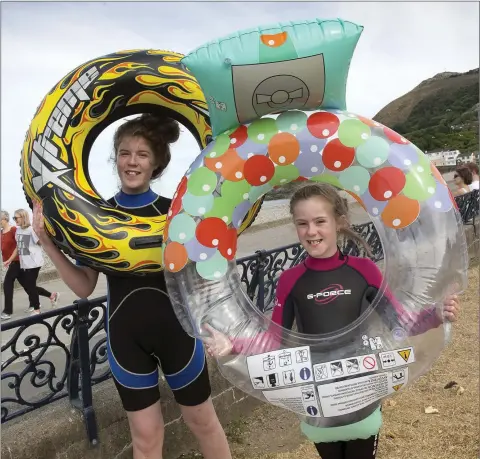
456, 152, 478, 164
425, 150, 460, 166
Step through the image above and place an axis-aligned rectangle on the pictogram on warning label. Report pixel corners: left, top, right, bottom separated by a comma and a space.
380, 352, 396, 368
247, 346, 314, 389
283, 369, 296, 385
314, 364, 328, 380
263, 355, 276, 371
346, 358, 359, 374
363, 356, 377, 370
330, 361, 344, 377
392, 369, 406, 383
267, 373, 279, 388
379, 347, 415, 369
397, 349, 411, 362
299, 367, 311, 380
392, 383, 403, 391
313, 354, 378, 382
278, 351, 292, 367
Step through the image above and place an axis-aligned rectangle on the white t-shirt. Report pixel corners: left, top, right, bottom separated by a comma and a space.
15, 226, 44, 270
469, 180, 479, 191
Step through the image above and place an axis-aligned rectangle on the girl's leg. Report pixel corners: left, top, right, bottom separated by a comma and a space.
314, 441, 344, 458
344, 434, 378, 458
180, 397, 232, 459
126, 401, 165, 459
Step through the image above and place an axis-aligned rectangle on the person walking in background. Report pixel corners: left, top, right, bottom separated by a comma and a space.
452, 166, 473, 196
1, 210, 23, 319
466, 162, 479, 190
3, 209, 60, 316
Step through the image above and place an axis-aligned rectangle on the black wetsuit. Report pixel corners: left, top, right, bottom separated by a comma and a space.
79, 189, 211, 412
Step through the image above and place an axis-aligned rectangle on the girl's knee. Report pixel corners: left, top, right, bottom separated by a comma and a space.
127, 403, 165, 455
181, 399, 221, 435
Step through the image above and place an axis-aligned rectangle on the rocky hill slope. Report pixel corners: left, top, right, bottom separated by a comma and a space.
374, 68, 478, 154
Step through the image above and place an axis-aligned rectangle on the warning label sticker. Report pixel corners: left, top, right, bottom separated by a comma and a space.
312, 353, 379, 382
247, 346, 313, 389
317, 368, 409, 417
378, 347, 415, 369
263, 384, 321, 417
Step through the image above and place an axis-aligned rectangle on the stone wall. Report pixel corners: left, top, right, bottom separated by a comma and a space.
1, 358, 262, 459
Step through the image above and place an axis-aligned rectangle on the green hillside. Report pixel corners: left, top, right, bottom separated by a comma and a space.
263, 68, 478, 202
374, 68, 478, 154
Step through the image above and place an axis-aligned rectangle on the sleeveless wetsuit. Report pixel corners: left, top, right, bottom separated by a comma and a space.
80, 189, 211, 412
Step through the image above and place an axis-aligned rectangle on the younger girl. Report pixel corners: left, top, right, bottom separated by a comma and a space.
205, 183, 460, 459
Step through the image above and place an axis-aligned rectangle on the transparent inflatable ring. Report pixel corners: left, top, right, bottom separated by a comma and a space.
164, 108, 468, 426
20, 49, 263, 275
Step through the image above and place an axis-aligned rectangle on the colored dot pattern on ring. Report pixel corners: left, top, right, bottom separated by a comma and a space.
163, 109, 455, 281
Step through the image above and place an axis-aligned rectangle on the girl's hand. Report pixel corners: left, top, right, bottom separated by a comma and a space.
443, 294, 460, 322
32, 200, 49, 243
203, 324, 233, 357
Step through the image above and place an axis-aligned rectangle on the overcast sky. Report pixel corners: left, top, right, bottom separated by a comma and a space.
1, 1, 478, 214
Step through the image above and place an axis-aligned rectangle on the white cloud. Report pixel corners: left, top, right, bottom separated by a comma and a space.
1, 2, 478, 213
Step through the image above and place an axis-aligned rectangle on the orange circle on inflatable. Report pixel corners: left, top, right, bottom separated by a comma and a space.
260, 32, 287, 47
381, 195, 420, 229
357, 115, 380, 128
268, 132, 300, 165
205, 148, 245, 182
164, 220, 170, 241
164, 242, 188, 273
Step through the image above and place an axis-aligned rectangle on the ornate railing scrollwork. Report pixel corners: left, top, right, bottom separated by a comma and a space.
1, 306, 77, 422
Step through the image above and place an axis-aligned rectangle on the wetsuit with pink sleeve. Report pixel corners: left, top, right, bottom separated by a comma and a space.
232, 250, 442, 355
232, 250, 443, 458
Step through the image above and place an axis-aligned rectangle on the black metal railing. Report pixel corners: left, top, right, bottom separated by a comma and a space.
455, 189, 479, 234
1, 190, 478, 445
1, 297, 109, 446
